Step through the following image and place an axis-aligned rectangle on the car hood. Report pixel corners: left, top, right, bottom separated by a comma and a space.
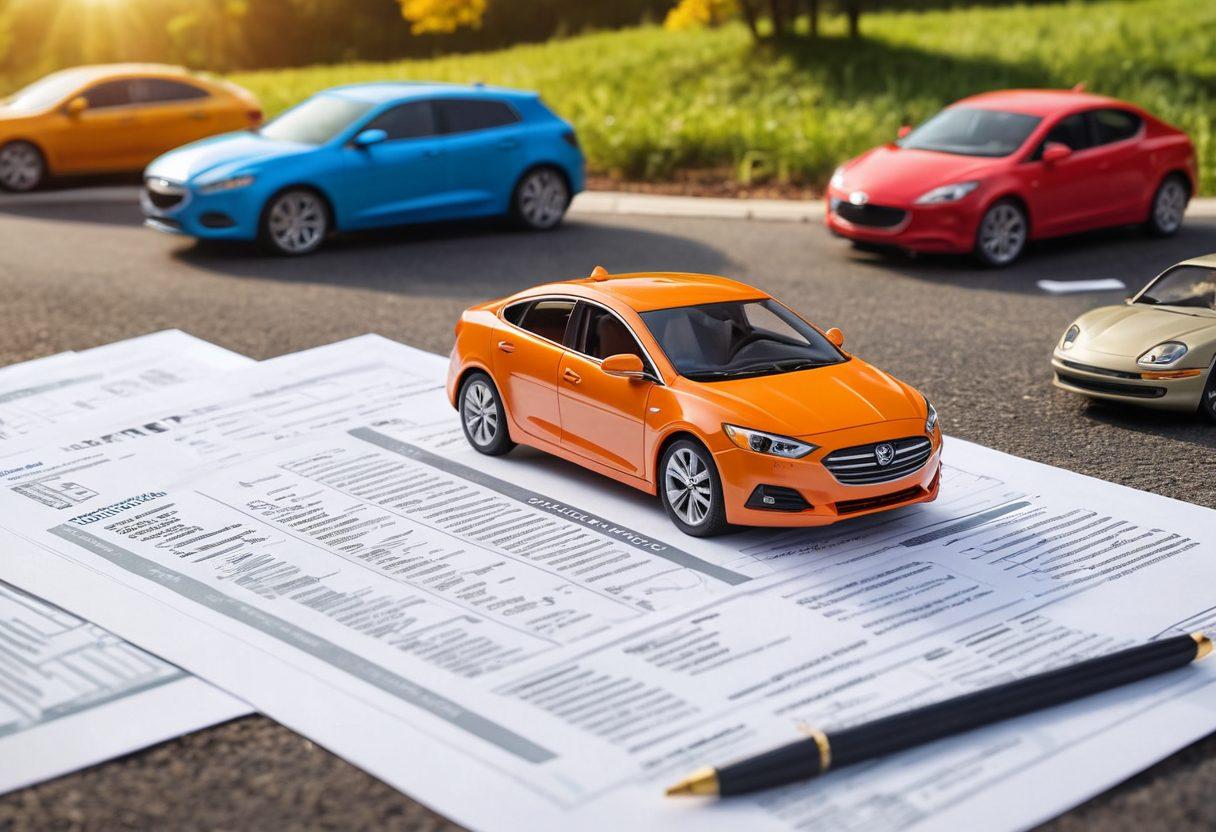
145, 132, 313, 183
1072, 304, 1216, 357
688, 359, 925, 438
838, 146, 1004, 204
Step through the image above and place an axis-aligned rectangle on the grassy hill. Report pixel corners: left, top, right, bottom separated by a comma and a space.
229, 0, 1215, 194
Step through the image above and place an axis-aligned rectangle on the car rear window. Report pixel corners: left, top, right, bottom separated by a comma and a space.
437, 99, 519, 134
1091, 109, 1142, 145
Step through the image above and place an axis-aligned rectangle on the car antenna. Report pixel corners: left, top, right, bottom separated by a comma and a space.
589, 265, 610, 281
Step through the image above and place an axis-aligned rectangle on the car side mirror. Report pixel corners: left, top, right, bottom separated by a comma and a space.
65, 96, 88, 116
601, 353, 647, 380
896, 125, 912, 140
353, 128, 387, 148
825, 327, 845, 347
1042, 142, 1072, 164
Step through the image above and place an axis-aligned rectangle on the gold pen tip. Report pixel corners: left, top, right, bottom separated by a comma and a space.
664, 767, 719, 797
1191, 632, 1213, 662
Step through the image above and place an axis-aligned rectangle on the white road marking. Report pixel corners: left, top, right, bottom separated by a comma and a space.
1037, 278, 1127, 294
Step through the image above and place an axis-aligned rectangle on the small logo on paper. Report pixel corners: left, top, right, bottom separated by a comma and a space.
874, 443, 896, 467
849, 191, 869, 206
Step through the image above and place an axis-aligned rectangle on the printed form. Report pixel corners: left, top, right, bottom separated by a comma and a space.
0, 331, 254, 794
0, 336, 1213, 831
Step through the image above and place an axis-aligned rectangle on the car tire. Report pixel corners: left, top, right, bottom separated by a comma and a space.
0, 141, 46, 193
510, 166, 570, 231
258, 188, 330, 256
659, 438, 730, 538
459, 372, 516, 456
973, 199, 1028, 268
1200, 371, 1216, 423
1145, 174, 1188, 237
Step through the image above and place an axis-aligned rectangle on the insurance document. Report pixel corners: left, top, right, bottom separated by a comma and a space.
0, 331, 254, 794
0, 336, 1213, 832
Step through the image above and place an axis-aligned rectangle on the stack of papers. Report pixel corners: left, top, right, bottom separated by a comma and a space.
0, 332, 1213, 832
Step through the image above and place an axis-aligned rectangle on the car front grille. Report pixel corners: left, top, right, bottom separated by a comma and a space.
832, 200, 908, 228
1058, 359, 1140, 380
144, 177, 186, 210
822, 436, 933, 485
835, 485, 924, 515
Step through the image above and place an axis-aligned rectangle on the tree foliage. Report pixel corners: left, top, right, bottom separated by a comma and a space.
665, 0, 739, 32
399, 0, 487, 35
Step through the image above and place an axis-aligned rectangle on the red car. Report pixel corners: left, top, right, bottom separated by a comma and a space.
826, 89, 1197, 267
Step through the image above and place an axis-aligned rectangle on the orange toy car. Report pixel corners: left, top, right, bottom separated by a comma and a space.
0, 64, 262, 192
448, 268, 942, 536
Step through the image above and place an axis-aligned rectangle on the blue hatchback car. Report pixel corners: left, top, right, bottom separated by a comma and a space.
141, 82, 585, 255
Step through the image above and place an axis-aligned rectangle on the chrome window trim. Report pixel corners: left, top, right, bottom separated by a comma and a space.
498, 294, 666, 386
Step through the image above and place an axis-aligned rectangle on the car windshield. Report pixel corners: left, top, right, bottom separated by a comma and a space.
2, 70, 86, 113
640, 298, 846, 381
899, 107, 1042, 157
259, 95, 375, 145
1136, 265, 1216, 313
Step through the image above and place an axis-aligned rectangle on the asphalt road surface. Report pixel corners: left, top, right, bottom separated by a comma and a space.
0, 188, 1214, 832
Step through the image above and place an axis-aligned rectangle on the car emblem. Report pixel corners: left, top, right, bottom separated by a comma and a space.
848, 191, 869, 206
874, 443, 896, 467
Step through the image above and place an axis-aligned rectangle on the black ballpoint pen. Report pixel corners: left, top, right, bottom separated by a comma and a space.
665, 631, 1213, 797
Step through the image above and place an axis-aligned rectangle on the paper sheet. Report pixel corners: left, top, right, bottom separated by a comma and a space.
0, 336, 1213, 831
0, 331, 254, 794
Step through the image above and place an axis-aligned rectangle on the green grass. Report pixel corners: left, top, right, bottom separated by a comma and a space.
228, 0, 1215, 193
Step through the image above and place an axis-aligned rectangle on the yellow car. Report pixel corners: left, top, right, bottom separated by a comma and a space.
1053, 253, 1216, 420
0, 64, 262, 192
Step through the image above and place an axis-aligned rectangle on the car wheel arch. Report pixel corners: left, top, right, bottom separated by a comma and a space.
455, 364, 519, 432
981, 192, 1033, 237
1, 137, 50, 173
514, 162, 571, 195
260, 183, 337, 229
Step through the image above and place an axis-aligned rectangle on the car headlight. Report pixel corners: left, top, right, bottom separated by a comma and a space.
1061, 324, 1081, 350
1137, 341, 1188, 367
198, 174, 255, 194
830, 166, 846, 190
724, 424, 817, 459
924, 397, 938, 434
915, 181, 980, 204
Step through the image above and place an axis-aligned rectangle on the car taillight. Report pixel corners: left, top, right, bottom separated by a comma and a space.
562, 130, 580, 149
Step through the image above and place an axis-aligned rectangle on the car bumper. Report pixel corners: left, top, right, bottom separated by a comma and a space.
825, 189, 979, 254
1051, 349, 1210, 411
141, 180, 260, 241
714, 419, 942, 527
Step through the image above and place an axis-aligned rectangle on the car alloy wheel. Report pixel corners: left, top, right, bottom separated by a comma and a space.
1201, 373, 1216, 423
459, 374, 515, 456
0, 141, 44, 192
1150, 177, 1187, 236
976, 201, 1027, 267
514, 167, 569, 230
265, 189, 328, 255
665, 447, 712, 526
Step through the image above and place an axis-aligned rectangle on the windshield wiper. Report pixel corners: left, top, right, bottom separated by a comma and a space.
682, 359, 834, 381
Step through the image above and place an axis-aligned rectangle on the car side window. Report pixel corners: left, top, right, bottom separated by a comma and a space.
364, 101, 438, 141
1090, 108, 1142, 146
517, 299, 575, 344
579, 304, 645, 361
436, 99, 520, 135
130, 78, 209, 104
502, 301, 530, 326
1032, 112, 1091, 159
83, 80, 134, 109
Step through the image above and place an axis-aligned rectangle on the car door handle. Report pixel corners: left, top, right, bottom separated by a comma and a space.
497, 340, 515, 353
562, 368, 582, 385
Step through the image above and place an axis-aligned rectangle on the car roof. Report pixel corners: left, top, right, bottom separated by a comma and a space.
1178, 253, 1216, 269
517, 271, 769, 313
322, 82, 537, 106
954, 88, 1134, 117
46, 63, 192, 83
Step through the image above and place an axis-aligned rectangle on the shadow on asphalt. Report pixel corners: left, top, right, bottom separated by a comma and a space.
169, 218, 735, 297
837, 223, 1216, 296
1078, 398, 1216, 451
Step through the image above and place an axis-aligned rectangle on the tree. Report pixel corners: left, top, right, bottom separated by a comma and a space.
665, 0, 740, 31
398, 0, 488, 35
